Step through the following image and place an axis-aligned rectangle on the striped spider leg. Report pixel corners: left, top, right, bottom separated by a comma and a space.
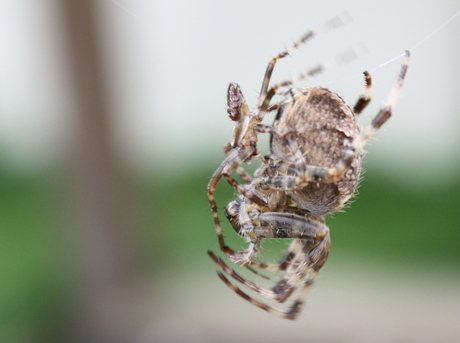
208, 205, 331, 320
209, 234, 331, 320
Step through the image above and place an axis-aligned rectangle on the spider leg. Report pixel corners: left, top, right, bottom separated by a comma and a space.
353, 71, 372, 115
266, 102, 281, 113
256, 31, 314, 114
354, 51, 410, 150
230, 239, 301, 281
233, 235, 320, 280
273, 231, 331, 302
208, 214, 330, 298
208, 146, 258, 255
208, 243, 306, 302
248, 239, 303, 272
269, 241, 313, 302
258, 43, 366, 117
257, 134, 354, 190
224, 238, 302, 274
254, 124, 299, 135
222, 174, 268, 208
224, 203, 302, 273
263, 88, 306, 114
216, 269, 313, 320
262, 88, 306, 115
328, 50, 410, 176
256, 13, 352, 119
258, 65, 324, 116
215, 270, 294, 319
208, 231, 330, 320
223, 144, 253, 184
229, 208, 328, 264
234, 165, 252, 183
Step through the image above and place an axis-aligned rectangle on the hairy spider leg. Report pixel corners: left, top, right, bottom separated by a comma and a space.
262, 67, 371, 116
209, 213, 329, 300
258, 43, 367, 117
209, 243, 306, 301
208, 146, 259, 255
353, 71, 372, 114
244, 239, 304, 272
256, 13, 352, 119
208, 230, 330, 320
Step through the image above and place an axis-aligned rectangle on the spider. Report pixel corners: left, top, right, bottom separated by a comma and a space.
206, 14, 354, 258
207, 20, 410, 320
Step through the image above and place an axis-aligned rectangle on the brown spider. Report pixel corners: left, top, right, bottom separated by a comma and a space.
207, 19, 410, 320
207, 13, 352, 262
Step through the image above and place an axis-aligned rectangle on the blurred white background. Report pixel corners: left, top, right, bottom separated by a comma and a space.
1, 0, 459, 183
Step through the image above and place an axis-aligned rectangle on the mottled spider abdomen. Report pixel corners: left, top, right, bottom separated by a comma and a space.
271, 88, 362, 215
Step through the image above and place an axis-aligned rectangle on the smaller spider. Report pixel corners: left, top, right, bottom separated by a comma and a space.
207, 15, 410, 320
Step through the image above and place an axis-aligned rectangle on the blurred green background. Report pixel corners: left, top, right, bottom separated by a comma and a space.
1, 0, 459, 342
1, 162, 459, 342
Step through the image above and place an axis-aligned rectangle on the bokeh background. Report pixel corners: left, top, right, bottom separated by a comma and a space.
1, 0, 459, 342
